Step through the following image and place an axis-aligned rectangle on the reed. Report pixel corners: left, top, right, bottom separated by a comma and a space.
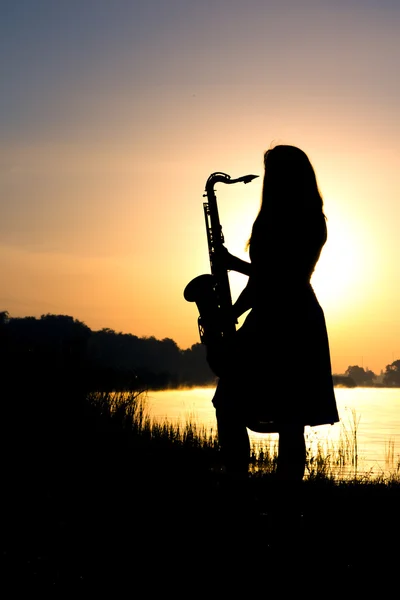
87, 389, 400, 485
3, 384, 400, 589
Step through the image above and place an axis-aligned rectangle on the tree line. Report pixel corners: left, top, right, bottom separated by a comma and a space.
1, 311, 399, 389
0, 311, 216, 390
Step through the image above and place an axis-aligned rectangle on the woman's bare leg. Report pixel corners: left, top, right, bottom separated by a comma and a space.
276, 425, 306, 482
215, 405, 250, 477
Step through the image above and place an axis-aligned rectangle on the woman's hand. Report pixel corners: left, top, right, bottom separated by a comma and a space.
214, 246, 235, 270
215, 246, 252, 276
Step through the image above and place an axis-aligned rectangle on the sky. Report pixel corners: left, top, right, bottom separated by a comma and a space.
1, 0, 399, 375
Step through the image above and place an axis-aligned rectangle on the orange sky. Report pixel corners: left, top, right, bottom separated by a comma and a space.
1, 1, 399, 375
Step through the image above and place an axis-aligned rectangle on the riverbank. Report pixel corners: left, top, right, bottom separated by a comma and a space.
2, 387, 399, 592
3, 440, 400, 593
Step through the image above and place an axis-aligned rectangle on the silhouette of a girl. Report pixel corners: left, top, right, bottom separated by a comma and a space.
213, 144, 339, 482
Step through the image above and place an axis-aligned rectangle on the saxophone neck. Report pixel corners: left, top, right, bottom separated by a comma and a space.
204, 172, 258, 197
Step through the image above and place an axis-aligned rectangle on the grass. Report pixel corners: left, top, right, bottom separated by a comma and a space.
85, 388, 400, 494
90, 389, 399, 483
3, 384, 400, 591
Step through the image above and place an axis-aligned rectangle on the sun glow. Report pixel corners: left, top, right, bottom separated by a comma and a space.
311, 196, 380, 319
313, 223, 358, 311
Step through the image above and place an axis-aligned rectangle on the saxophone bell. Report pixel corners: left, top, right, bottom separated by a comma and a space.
184, 274, 222, 347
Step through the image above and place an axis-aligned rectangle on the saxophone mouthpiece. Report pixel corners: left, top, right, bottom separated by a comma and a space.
243, 174, 259, 184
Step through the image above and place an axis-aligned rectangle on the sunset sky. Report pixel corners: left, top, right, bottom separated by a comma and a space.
1, 0, 399, 375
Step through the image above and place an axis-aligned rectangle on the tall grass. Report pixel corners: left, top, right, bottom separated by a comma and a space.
87, 389, 400, 485
3, 382, 400, 589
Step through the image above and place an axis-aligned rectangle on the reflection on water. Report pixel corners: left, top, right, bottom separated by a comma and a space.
146, 386, 400, 478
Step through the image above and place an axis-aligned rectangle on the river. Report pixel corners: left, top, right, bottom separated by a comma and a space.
145, 386, 400, 479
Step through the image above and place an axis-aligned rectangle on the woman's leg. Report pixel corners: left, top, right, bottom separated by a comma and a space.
215, 404, 250, 477
276, 424, 306, 482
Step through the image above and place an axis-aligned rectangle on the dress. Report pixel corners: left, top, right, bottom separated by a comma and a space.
212, 210, 340, 433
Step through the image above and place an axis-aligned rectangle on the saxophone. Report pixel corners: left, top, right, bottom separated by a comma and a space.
184, 171, 258, 376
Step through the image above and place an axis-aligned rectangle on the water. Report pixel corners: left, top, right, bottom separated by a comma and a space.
145, 386, 400, 478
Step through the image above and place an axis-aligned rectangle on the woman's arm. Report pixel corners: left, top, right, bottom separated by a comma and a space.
216, 246, 254, 318
218, 247, 252, 276
226, 253, 252, 277
232, 278, 254, 319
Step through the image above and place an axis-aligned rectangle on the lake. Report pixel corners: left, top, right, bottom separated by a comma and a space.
145, 386, 400, 479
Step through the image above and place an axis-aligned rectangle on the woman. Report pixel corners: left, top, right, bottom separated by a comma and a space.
212, 144, 339, 482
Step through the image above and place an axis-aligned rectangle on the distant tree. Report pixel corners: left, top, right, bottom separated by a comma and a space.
0, 310, 9, 326
180, 343, 216, 387
5, 313, 91, 374
332, 374, 356, 388
382, 360, 400, 387
3, 312, 217, 389
344, 365, 376, 387
0, 311, 10, 363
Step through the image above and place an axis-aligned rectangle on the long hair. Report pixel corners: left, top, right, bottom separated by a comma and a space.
248, 145, 325, 249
